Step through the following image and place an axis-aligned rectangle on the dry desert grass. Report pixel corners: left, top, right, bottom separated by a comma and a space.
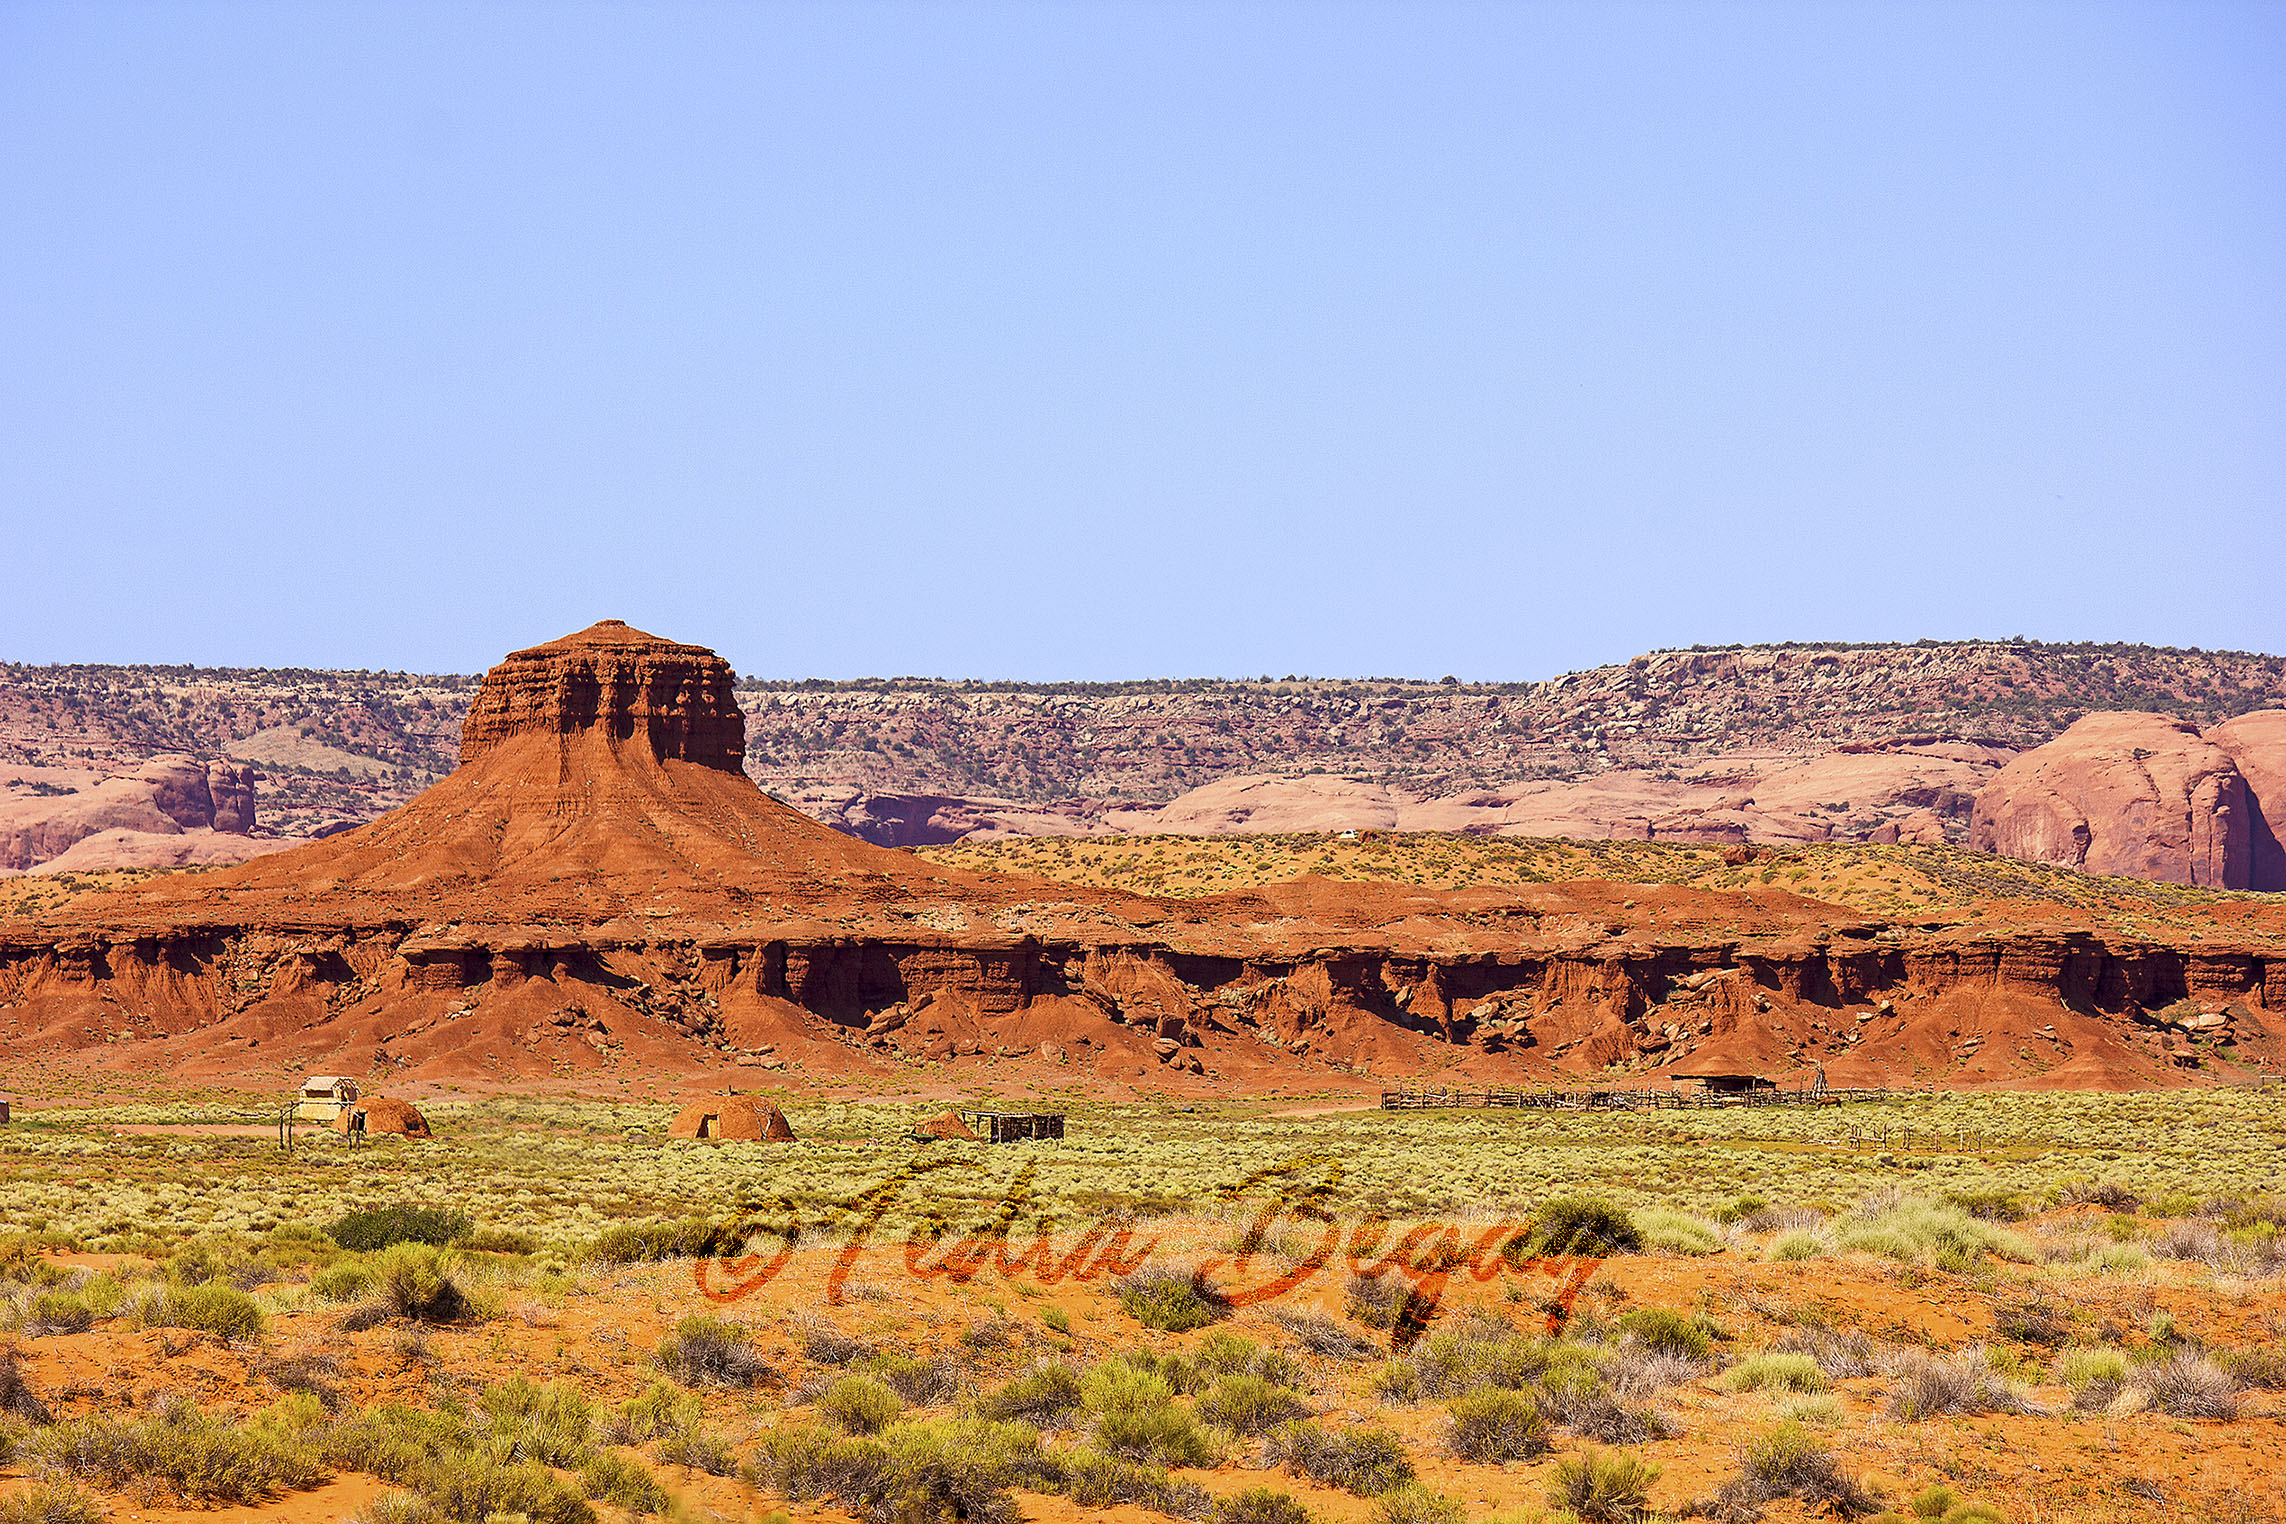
922, 831, 2282, 934
0, 1098, 2282, 1522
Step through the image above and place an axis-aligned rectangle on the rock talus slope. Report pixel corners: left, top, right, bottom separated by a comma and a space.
2, 623, 2282, 1094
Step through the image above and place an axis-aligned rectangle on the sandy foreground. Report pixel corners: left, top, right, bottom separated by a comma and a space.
4, 1199, 2281, 1524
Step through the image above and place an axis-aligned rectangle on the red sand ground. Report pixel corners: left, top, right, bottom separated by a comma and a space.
1, 1206, 2278, 1523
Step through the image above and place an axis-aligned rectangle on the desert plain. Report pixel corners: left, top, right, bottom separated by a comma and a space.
0, 624, 2282, 1524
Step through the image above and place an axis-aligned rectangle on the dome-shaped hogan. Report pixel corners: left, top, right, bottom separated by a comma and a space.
667, 1096, 796, 1142
334, 1097, 432, 1138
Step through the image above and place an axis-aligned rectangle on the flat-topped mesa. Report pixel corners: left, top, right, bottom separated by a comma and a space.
458, 620, 746, 771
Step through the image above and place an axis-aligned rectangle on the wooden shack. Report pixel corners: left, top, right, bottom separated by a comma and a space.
960, 1110, 1065, 1143
293, 1076, 359, 1124
1671, 1072, 1776, 1096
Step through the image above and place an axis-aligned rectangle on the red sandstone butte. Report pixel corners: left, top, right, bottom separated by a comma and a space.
459, 619, 749, 768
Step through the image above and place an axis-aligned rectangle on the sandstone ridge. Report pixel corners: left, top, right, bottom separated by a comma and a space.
1971, 711, 2286, 891
0, 755, 263, 874
2, 625, 2282, 1094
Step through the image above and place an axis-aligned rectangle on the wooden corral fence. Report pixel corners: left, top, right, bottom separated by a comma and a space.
1380, 1083, 1906, 1113
1374, 1088, 2031, 1152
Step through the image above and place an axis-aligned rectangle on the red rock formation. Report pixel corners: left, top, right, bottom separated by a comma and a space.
2, 626, 2281, 1095
27, 828, 289, 875
969, 741, 2006, 849
0, 755, 260, 871
458, 620, 745, 770
205, 761, 258, 834
2208, 710, 2286, 893
44, 619, 999, 929
1969, 713, 2251, 888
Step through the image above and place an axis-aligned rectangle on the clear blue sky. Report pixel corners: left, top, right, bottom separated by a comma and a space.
3, 3, 2281, 680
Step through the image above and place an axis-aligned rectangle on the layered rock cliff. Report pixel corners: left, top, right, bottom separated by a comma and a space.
10, 639, 2283, 861
2, 625, 2280, 1093
459, 620, 747, 770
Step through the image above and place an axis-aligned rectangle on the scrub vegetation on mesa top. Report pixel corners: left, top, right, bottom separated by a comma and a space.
921, 831, 2277, 931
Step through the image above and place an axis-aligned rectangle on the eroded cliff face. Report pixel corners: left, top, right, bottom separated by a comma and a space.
1969, 713, 2255, 889
3, 625, 2279, 1093
458, 620, 747, 771
2209, 710, 2286, 893
0, 756, 259, 871
1, 911, 2276, 1091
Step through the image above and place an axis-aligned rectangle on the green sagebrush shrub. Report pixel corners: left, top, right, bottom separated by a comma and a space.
1058, 1447, 1209, 1514
149, 1283, 264, 1341
327, 1205, 472, 1253
25, 1291, 93, 1336
477, 1377, 595, 1468
819, 1375, 904, 1435
584, 1217, 748, 1265
30, 1405, 324, 1504
1372, 1485, 1466, 1524
1113, 1265, 1230, 1333
1525, 1197, 1643, 1256
1713, 1422, 1878, 1517
1265, 1420, 1414, 1497
1614, 1308, 1715, 1361
1208, 1487, 1320, 1524
0, 1478, 105, 1524
370, 1244, 469, 1324
1444, 1388, 1548, 1462
976, 1363, 1083, 1425
309, 1261, 374, 1302
579, 1450, 666, 1514
1196, 1373, 1309, 1436
758, 1416, 1057, 1524
653, 1314, 772, 1388
1547, 1447, 1660, 1523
